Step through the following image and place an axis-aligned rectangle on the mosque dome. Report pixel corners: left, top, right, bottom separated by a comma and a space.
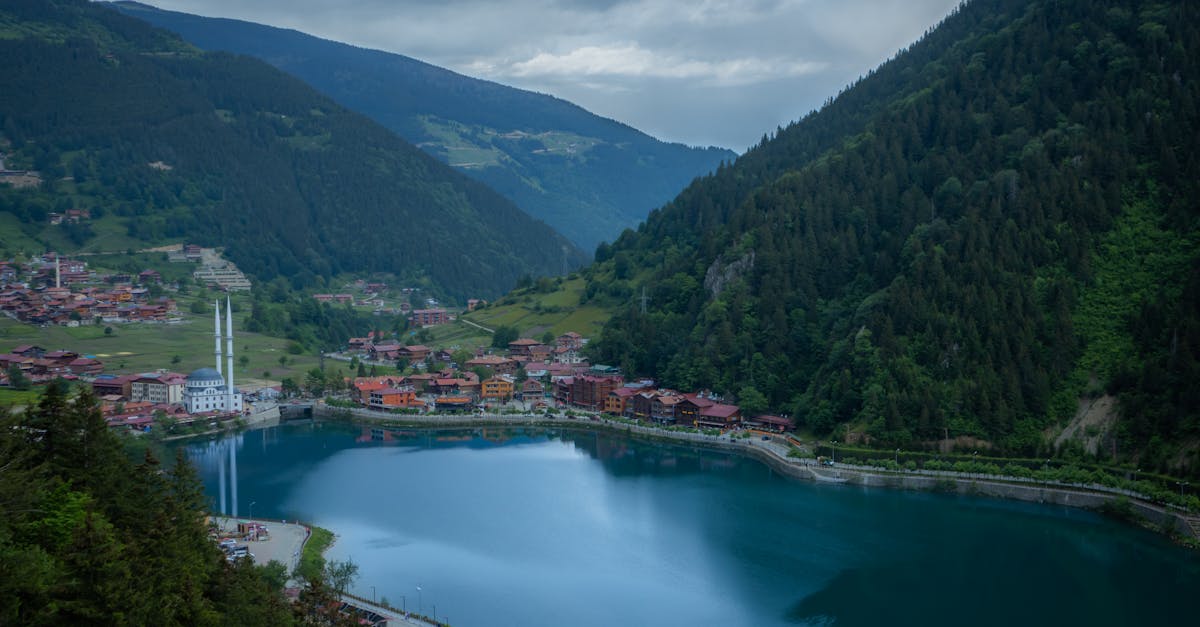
186, 367, 224, 386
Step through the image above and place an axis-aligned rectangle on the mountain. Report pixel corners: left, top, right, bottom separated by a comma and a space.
108, 1, 736, 252
0, 0, 586, 300
580, 0, 1200, 472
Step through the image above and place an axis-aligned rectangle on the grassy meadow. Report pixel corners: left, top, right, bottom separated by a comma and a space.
460, 277, 611, 341
0, 310, 321, 387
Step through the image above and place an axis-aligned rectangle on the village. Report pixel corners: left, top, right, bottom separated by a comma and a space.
0, 253, 180, 326
332, 330, 795, 433
1, 318, 795, 435
0, 246, 792, 435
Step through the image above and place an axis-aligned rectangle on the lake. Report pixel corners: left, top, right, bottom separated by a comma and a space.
178, 423, 1200, 627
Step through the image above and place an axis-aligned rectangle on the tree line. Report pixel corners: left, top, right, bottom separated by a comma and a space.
584, 0, 1200, 474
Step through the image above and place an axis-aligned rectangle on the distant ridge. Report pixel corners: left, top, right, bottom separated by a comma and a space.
109, 1, 737, 251
0, 0, 586, 299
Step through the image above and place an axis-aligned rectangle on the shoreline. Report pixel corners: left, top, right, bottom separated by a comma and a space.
312, 402, 1200, 546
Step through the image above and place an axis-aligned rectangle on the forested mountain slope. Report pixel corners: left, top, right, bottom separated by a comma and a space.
584, 0, 1200, 472
0, 384, 298, 625
109, 1, 736, 251
0, 0, 585, 299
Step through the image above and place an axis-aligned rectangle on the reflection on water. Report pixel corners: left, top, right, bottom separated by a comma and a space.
179, 424, 1200, 627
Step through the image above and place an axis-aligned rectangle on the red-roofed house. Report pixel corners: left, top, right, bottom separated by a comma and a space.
677, 395, 715, 426
745, 414, 795, 432
480, 376, 514, 401
11, 344, 44, 358
398, 344, 431, 364
369, 343, 403, 362
368, 387, 424, 410
556, 332, 584, 350
507, 338, 543, 357
353, 379, 393, 405
92, 373, 135, 398
520, 378, 545, 400
604, 387, 638, 416
651, 395, 683, 425
67, 357, 104, 376
696, 403, 742, 429
465, 355, 516, 375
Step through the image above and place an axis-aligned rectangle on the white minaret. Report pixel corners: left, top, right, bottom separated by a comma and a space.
214, 299, 223, 376
225, 295, 235, 414
55, 256, 61, 289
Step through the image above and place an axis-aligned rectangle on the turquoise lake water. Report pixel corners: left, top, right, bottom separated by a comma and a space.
178, 423, 1200, 626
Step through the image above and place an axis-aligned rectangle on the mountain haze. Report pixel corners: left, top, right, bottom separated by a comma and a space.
0, 0, 585, 299
109, 1, 737, 251
583, 0, 1199, 472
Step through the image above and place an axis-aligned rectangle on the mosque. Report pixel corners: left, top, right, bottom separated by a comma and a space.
183, 297, 243, 415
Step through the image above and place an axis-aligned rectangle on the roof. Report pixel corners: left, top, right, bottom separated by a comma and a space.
187, 367, 223, 381
373, 388, 412, 396
467, 355, 513, 365
700, 403, 740, 418
754, 415, 795, 427
508, 338, 541, 346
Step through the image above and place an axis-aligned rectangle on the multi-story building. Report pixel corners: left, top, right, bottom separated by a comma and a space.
368, 387, 423, 410
481, 376, 515, 401
410, 308, 448, 326
130, 372, 185, 404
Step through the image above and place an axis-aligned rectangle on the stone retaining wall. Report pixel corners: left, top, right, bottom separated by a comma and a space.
313, 403, 1198, 541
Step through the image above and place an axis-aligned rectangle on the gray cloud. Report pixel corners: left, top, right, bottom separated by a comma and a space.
142, 0, 960, 150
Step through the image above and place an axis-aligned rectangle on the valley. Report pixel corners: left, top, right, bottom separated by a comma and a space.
1, 0, 1198, 625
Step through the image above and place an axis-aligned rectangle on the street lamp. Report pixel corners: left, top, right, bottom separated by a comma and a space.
249, 501, 256, 520
1179, 481, 1189, 498
371, 585, 376, 604
417, 585, 422, 614
895, 448, 900, 465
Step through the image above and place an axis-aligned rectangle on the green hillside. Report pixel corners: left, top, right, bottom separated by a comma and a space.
108, 1, 736, 251
582, 0, 1200, 473
0, 0, 586, 300
462, 276, 612, 340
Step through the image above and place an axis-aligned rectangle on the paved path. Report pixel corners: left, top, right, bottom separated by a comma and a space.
457, 317, 493, 334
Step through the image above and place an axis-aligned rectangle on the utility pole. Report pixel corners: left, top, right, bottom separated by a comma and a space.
639, 286, 649, 314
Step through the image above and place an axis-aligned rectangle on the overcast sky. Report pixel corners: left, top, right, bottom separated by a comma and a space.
142, 0, 960, 151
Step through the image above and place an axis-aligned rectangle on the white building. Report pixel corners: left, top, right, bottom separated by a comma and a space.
183, 298, 243, 414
